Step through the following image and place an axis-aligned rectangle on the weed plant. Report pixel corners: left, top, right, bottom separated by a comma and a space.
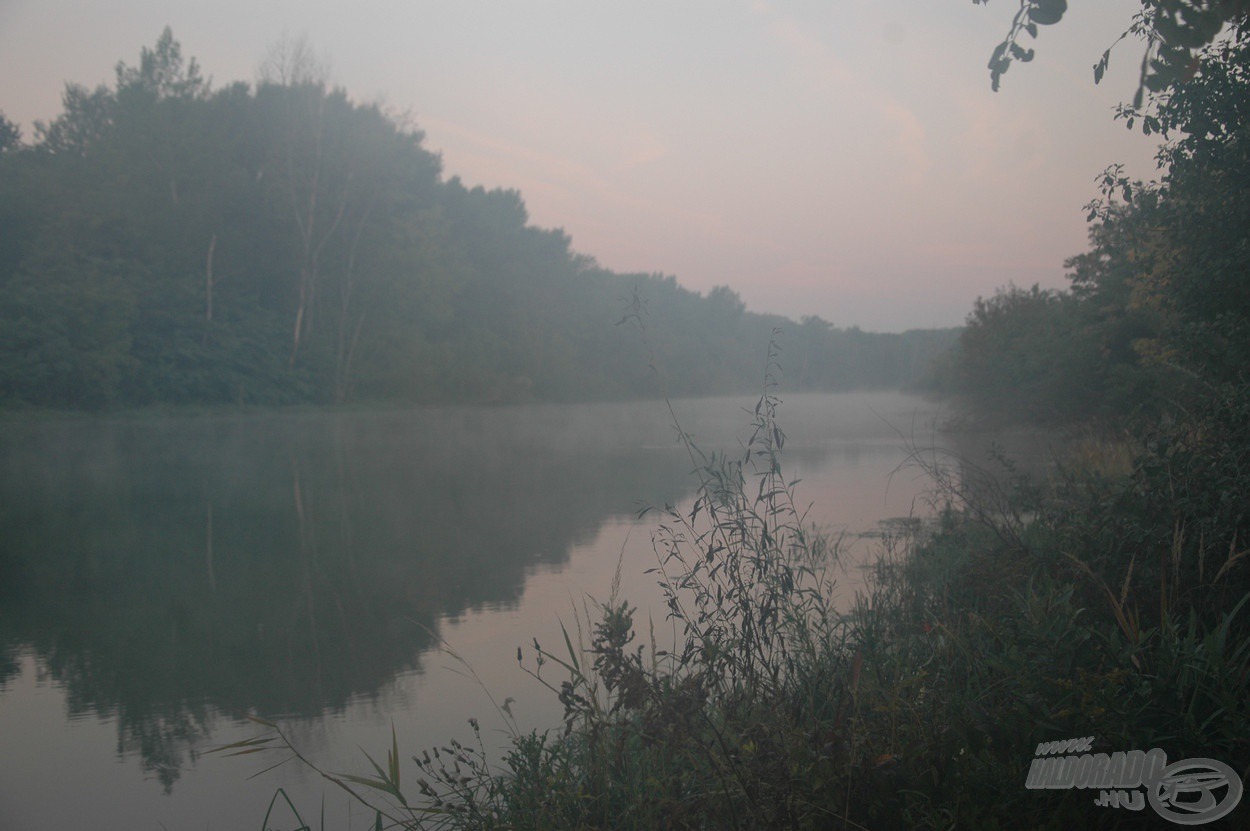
219, 357, 1250, 829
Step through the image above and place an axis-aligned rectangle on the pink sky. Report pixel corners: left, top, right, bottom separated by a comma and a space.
0, 0, 1163, 331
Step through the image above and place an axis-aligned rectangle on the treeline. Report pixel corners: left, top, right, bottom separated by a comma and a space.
933, 38, 1249, 428
0, 30, 954, 411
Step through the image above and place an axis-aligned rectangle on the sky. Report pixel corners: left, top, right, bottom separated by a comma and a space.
0, 0, 1163, 332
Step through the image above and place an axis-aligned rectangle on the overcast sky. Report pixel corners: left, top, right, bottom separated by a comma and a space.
0, 0, 1163, 331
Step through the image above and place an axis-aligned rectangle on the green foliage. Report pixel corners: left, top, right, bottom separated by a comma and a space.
0, 249, 138, 409
0, 31, 952, 412
951, 285, 1109, 424
114, 26, 208, 101
0, 112, 20, 152
921, 37, 1250, 816
944, 37, 1250, 431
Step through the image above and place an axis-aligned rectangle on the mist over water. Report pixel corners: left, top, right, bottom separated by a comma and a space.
0, 392, 949, 829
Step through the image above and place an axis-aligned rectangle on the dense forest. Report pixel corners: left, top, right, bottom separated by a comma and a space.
0, 30, 954, 411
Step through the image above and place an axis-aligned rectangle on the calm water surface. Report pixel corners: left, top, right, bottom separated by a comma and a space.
1, 393, 964, 830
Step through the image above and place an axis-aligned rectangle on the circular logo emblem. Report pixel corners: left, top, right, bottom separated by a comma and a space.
1148, 758, 1243, 825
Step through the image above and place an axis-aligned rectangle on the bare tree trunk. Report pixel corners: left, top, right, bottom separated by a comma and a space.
285, 87, 352, 369
332, 188, 379, 402
204, 233, 216, 324
334, 311, 367, 403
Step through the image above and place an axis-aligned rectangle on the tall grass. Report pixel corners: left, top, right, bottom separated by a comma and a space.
219, 360, 1250, 829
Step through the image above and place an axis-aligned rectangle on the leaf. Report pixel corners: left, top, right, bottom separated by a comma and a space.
261, 788, 308, 831
362, 749, 388, 783
207, 734, 278, 756
559, 621, 580, 673
1009, 44, 1035, 63
338, 772, 400, 797
1028, 0, 1067, 26
221, 746, 274, 757
389, 724, 400, 791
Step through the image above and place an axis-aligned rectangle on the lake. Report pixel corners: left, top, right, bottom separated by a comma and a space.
0, 392, 960, 829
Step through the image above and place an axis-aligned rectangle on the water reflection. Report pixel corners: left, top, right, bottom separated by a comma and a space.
0, 393, 952, 831
0, 400, 856, 790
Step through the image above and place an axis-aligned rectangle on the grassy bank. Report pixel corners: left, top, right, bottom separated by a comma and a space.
226, 381, 1249, 829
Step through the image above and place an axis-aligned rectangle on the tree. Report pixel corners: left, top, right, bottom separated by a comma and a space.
115, 26, 208, 101
1118, 37, 1250, 384
0, 113, 20, 153
954, 284, 1106, 423
0, 249, 139, 409
948, 34, 1250, 423
33, 83, 114, 156
1, 29, 946, 410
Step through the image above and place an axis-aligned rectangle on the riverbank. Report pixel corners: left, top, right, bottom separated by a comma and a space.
250, 388, 1249, 829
